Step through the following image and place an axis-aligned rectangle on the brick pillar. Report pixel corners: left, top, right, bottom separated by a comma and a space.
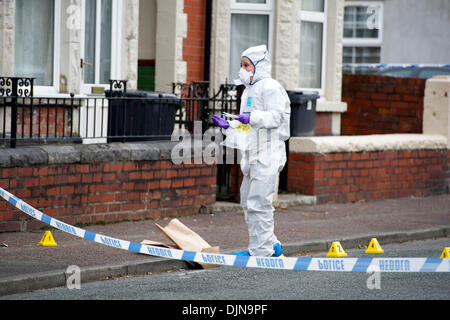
183, 0, 206, 83
423, 75, 450, 191
423, 76, 450, 145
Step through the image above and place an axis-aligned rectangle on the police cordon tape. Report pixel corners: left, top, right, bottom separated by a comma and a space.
343, 63, 450, 69
0, 187, 449, 273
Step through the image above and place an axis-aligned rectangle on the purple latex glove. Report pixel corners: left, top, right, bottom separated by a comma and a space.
236, 114, 250, 124
211, 115, 230, 129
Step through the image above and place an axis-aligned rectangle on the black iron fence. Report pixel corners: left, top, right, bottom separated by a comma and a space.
173, 81, 244, 202
1, 77, 243, 201
0, 78, 245, 147
0, 78, 182, 147
172, 81, 242, 132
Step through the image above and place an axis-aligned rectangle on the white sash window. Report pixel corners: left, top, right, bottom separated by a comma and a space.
299, 0, 327, 91
229, 0, 274, 80
81, 0, 122, 94
14, 0, 61, 94
343, 1, 383, 72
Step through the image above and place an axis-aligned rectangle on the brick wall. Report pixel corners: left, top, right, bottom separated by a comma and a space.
341, 74, 426, 135
288, 149, 448, 204
16, 104, 71, 138
315, 113, 333, 136
0, 143, 216, 232
183, 0, 207, 83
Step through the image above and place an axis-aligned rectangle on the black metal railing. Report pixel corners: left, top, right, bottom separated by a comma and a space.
0, 77, 34, 148
1, 78, 247, 148
0, 78, 189, 147
1, 77, 244, 201
172, 81, 244, 202
172, 81, 242, 132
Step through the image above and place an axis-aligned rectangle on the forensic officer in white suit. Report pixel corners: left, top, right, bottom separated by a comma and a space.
212, 44, 291, 257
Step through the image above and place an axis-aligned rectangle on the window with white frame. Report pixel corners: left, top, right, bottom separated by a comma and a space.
343, 1, 383, 71
229, 0, 273, 81
299, 0, 327, 91
81, 0, 122, 93
14, 0, 61, 92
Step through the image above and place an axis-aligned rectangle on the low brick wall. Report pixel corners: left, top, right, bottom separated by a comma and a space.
315, 113, 333, 136
0, 142, 216, 232
287, 134, 448, 203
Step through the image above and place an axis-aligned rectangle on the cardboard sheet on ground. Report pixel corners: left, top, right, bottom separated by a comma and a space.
141, 218, 220, 269
140, 239, 178, 249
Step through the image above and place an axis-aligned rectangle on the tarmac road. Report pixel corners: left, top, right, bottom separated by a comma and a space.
2, 237, 449, 301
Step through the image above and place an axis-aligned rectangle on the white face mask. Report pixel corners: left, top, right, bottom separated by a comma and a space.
239, 68, 253, 85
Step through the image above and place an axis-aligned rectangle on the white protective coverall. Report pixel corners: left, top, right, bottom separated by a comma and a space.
226, 45, 291, 256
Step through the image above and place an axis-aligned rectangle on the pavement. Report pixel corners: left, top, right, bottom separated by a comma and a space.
0, 192, 449, 297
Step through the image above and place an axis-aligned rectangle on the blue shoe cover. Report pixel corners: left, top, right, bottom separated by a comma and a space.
273, 243, 284, 257
233, 250, 250, 256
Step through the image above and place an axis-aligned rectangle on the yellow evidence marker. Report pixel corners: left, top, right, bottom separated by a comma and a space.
326, 241, 347, 257
440, 247, 450, 258
38, 231, 58, 247
365, 238, 384, 254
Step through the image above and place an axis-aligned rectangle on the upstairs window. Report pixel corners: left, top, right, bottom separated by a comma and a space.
343, 1, 383, 73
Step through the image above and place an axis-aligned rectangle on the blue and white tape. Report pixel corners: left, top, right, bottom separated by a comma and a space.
343, 63, 450, 69
0, 187, 448, 272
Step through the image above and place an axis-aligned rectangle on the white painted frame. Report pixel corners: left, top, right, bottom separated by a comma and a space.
297, 0, 328, 95
80, 0, 122, 95
230, 0, 274, 12
34, 0, 62, 96
110, 0, 122, 83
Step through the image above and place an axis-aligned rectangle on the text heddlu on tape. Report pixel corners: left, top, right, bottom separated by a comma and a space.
0, 187, 449, 273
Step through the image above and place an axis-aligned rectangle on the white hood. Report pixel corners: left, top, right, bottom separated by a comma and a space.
235, 44, 271, 86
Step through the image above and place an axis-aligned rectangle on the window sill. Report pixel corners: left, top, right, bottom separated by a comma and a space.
316, 98, 347, 113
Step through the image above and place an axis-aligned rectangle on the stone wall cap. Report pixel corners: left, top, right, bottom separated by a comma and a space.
289, 134, 448, 154
428, 75, 450, 82
316, 99, 348, 113
0, 141, 183, 168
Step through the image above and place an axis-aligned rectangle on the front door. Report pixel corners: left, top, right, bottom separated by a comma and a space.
80, 0, 122, 95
